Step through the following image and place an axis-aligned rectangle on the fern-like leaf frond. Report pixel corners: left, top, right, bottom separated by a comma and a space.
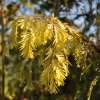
19, 31, 35, 58
87, 76, 99, 100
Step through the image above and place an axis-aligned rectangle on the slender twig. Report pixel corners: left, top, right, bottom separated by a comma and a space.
18, 86, 24, 100
1, 0, 5, 100
53, 0, 59, 16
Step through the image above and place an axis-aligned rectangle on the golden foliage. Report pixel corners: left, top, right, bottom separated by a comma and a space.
87, 76, 99, 100
6, 14, 87, 93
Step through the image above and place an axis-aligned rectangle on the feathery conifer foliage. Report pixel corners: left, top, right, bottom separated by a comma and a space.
6, 14, 87, 93
87, 76, 99, 100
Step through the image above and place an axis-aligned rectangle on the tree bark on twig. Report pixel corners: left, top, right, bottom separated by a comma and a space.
53, 0, 59, 16
18, 86, 24, 100
1, 0, 5, 100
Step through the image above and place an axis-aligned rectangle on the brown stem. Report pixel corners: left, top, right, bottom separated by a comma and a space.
18, 86, 24, 100
53, 0, 59, 16
1, 0, 5, 100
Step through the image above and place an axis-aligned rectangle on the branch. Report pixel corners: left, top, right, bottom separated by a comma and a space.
82, 35, 100, 53
1, 0, 5, 100
53, 0, 59, 16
